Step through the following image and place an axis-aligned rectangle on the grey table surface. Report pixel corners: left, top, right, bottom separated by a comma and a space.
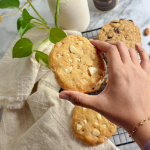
0, 0, 150, 149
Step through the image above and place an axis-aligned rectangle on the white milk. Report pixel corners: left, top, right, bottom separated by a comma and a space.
47, 0, 90, 32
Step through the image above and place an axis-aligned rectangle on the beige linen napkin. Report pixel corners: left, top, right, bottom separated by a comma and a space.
0, 28, 118, 150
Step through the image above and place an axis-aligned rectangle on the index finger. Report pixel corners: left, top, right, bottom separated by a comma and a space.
90, 40, 123, 71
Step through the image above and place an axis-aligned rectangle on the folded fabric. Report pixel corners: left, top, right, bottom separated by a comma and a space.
0, 28, 118, 150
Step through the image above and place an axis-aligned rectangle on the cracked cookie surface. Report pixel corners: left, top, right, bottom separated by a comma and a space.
49, 35, 106, 93
97, 19, 142, 49
72, 106, 117, 146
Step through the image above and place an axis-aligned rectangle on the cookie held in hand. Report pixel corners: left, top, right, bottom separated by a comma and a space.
49, 35, 106, 93
72, 106, 117, 146
97, 19, 142, 49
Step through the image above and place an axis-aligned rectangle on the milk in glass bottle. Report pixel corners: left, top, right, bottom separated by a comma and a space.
47, 0, 90, 32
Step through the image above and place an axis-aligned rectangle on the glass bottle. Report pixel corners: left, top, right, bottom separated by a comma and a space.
47, 0, 90, 32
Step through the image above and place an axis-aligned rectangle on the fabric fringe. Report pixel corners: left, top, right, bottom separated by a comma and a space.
0, 96, 26, 109
6, 103, 24, 109
0, 102, 24, 109
0, 96, 28, 102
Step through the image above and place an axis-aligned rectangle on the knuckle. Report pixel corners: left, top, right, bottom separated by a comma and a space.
110, 45, 117, 52
144, 58, 150, 64
130, 66, 146, 80
116, 41, 125, 47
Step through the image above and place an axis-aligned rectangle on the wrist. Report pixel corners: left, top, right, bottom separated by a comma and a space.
125, 117, 150, 149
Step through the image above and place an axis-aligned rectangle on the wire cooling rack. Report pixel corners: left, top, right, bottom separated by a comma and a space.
82, 28, 135, 147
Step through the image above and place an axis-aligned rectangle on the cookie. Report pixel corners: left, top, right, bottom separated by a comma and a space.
97, 19, 142, 49
49, 35, 106, 93
72, 106, 117, 146
106, 78, 109, 84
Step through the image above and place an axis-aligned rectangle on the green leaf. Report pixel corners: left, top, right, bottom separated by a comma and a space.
34, 50, 50, 68
22, 9, 35, 28
17, 17, 36, 38
49, 28, 67, 44
0, 0, 20, 9
13, 38, 33, 58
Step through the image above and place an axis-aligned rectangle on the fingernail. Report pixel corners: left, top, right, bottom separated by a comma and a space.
135, 43, 141, 47
59, 94, 69, 100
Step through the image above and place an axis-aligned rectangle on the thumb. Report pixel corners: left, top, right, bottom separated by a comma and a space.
59, 90, 104, 110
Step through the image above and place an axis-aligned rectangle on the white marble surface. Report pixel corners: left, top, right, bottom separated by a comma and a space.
0, 0, 150, 149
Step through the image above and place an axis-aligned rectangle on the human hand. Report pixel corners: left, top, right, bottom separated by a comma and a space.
59, 41, 150, 149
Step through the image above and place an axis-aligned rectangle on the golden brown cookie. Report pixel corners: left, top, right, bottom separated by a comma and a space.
72, 106, 117, 146
97, 19, 142, 49
49, 35, 106, 93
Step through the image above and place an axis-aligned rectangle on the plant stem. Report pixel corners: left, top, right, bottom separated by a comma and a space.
33, 37, 49, 45
1, 1, 28, 18
33, 18, 50, 29
35, 27, 50, 32
19, 8, 23, 12
27, 0, 46, 23
27, 0, 50, 29
55, 0, 60, 28
31, 21, 45, 26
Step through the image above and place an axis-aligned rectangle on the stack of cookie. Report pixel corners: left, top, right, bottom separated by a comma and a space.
49, 35, 117, 146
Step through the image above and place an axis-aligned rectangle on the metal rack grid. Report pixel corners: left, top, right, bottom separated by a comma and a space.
82, 28, 135, 147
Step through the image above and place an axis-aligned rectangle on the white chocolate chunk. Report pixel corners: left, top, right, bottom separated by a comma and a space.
82, 107, 86, 110
57, 54, 62, 58
88, 67, 98, 75
76, 58, 81, 62
78, 41, 83, 45
65, 66, 72, 73
84, 120, 87, 124
93, 122, 99, 127
92, 129, 100, 136
70, 45, 77, 54
69, 58, 72, 62
67, 54, 70, 56
76, 124, 82, 131
97, 114, 101, 120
